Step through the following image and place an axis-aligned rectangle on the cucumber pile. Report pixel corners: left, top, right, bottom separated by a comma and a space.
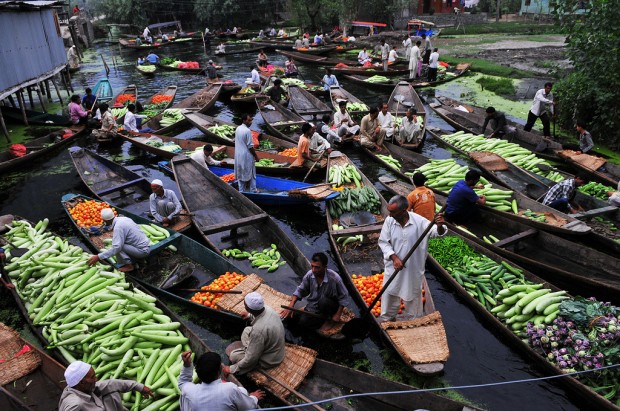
522, 209, 547, 222
442, 131, 565, 182
328, 186, 381, 217
207, 124, 236, 139
159, 109, 184, 127
579, 181, 615, 200
222, 244, 286, 273
376, 154, 401, 170
328, 164, 361, 188
332, 224, 363, 246
3, 219, 190, 410
364, 75, 391, 83
256, 158, 283, 167
346, 102, 369, 112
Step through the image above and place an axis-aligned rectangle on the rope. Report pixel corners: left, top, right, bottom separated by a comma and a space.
253, 363, 620, 410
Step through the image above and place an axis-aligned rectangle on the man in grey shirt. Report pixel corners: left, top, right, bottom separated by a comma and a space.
149, 179, 182, 226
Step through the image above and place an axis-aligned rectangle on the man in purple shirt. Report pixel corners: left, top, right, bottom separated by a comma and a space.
445, 169, 486, 225
280, 252, 349, 330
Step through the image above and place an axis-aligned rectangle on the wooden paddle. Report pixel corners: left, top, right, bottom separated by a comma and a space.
302, 160, 319, 182
177, 288, 242, 294
280, 304, 340, 321
341, 204, 447, 340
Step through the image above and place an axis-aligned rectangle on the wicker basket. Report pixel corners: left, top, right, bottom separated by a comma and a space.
559, 150, 607, 171
317, 307, 356, 337
247, 344, 317, 398
381, 311, 450, 364
470, 151, 509, 172
0, 322, 41, 386
216, 274, 292, 316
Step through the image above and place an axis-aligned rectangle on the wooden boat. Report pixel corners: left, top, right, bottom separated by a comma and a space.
140, 85, 177, 112
67, 147, 192, 232
328, 85, 368, 114
343, 74, 400, 91
403, 63, 472, 88
2, 214, 249, 408
207, 165, 339, 206
325, 151, 449, 375
331, 65, 410, 77
385, 81, 426, 150
0, 322, 66, 411
379, 177, 620, 304
135, 64, 156, 76
0, 125, 86, 174
92, 78, 113, 103
109, 84, 137, 109
142, 83, 222, 134
183, 112, 295, 151
119, 132, 309, 177
214, 45, 263, 56
0, 106, 70, 126
249, 40, 295, 50
158, 62, 205, 74
429, 96, 562, 161
276, 49, 357, 66
118, 38, 162, 50
426, 231, 620, 411
287, 84, 332, 121
255, 97, 305, 143
557, 149, 620, 188
367, 141, 590, 236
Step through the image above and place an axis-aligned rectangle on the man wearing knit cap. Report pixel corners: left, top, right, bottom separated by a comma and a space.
149, 179, 182, 227
223, 292, 285, 375
87, 208, 150, 272
59, 360, 153, 410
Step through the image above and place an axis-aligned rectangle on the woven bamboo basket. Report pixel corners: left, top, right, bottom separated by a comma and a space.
0, 322, 41, 386
380, 311, 449, 364
216, 274, 292, 315
247, 344, 317, 398
470, 151, 509, 172
317, 307, 356, 337
559, 150, 607, 171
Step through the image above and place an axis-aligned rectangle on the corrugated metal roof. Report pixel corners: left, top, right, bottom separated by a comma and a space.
0, 8, 67, 99
0, 1, 65, 9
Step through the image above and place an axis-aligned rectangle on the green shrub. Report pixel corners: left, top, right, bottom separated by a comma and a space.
475, 76, 515, 95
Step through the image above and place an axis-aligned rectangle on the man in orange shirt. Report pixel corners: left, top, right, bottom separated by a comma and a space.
292, 123, 331, 168
406, 173, 436, 221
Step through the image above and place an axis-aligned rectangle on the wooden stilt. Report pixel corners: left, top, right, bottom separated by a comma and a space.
35, 87, 47, 112
0, 108, 10, 142
45, 80, 52, 101
52, 77, 64, 105
7, 95, 17, 108
16, 91, 28, 126
61, 72, 72, 98
27, 87, 35, 109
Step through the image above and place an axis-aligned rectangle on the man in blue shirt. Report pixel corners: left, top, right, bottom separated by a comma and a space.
445, 169, 486, 225
281, 252, 349, 330
146, 52, 160, 64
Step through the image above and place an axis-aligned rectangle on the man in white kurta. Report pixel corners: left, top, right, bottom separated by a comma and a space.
357, 48, 371, 65
378, 195, 446, 322
333, 101, 360, 138
234, 115, 259, 192
409, 41, 422, 79
402, 35, 412, 60
377, 103, 395, 139
397, 108, 422, 144
380, 39, 390, 71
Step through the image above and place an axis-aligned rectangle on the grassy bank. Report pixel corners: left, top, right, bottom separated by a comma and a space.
441, 21, 561, 36
441, 55, 534, 78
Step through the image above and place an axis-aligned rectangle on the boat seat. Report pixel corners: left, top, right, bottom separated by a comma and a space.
573, 206, 618, 220
96, 178, 144, 196
201, 213, 269, 235
493, 229, 538, 248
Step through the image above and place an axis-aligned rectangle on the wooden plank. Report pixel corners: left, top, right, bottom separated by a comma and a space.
200, 213, 268, 235
96, 178, 145, 196
493, 228, 538, 248
331, 223, 384, 238
573, 206, 618, 219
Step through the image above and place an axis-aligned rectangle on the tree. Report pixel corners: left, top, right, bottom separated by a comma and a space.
552, 0, 620, 148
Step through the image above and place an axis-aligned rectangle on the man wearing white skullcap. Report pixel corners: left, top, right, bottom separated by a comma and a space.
149, 179, 182, 227
223, 292, 285, 375
87, 208, 150, 272
59, 360, 153, 410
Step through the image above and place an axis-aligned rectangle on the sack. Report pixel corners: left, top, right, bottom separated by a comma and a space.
8, 144, 27, 158
62, 129, 74, 139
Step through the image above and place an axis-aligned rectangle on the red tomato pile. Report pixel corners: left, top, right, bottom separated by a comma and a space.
351, 273, 425, 317
151, 94, 173, 104
190, 272, 245, 309
115, 94, 135, 106
69, 200, 116, 228
220, 173, 236, 183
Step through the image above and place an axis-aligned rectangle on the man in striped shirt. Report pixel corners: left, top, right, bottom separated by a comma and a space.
542, 175, 587, 213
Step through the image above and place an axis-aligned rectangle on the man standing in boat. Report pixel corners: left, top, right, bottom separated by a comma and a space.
234, 114, 259, 192
281, 252, 349, 334
149, 179, 182, 227
378, 195, 446, 322
523, 82, 555, 139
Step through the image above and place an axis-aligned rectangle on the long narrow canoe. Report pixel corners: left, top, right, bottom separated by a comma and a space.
135, 64, 157, 76
171, 155, 312, 294
0, 106, 70, 126
255, 97, 305, 143
557, 150, 620, 188
387, 81, 426, 150
92, 78, 113, 103
403, 63, 472, 88
0, 125, 86, 174
141, 85, 177, 109
287, 84, 332, 121
2, 215, 249, 409
379, 177, 620, 304
429, 96, 562, 161
328, 85, 369, 115
183, 112, 295, 151
67, 147, 192, 232
331, 65, 409, 77
214, 45, 263, 56
119, 132, 309, 176
325, 151, 449, 375
0, 322, 65, 411
158, 62, 205, 74
109, 84, 137, 109
276, 49, 356, 66
365, 141, 591, 236
426, 231, 620, 411
142, 83, 222, 134
118, 38, 162, 50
